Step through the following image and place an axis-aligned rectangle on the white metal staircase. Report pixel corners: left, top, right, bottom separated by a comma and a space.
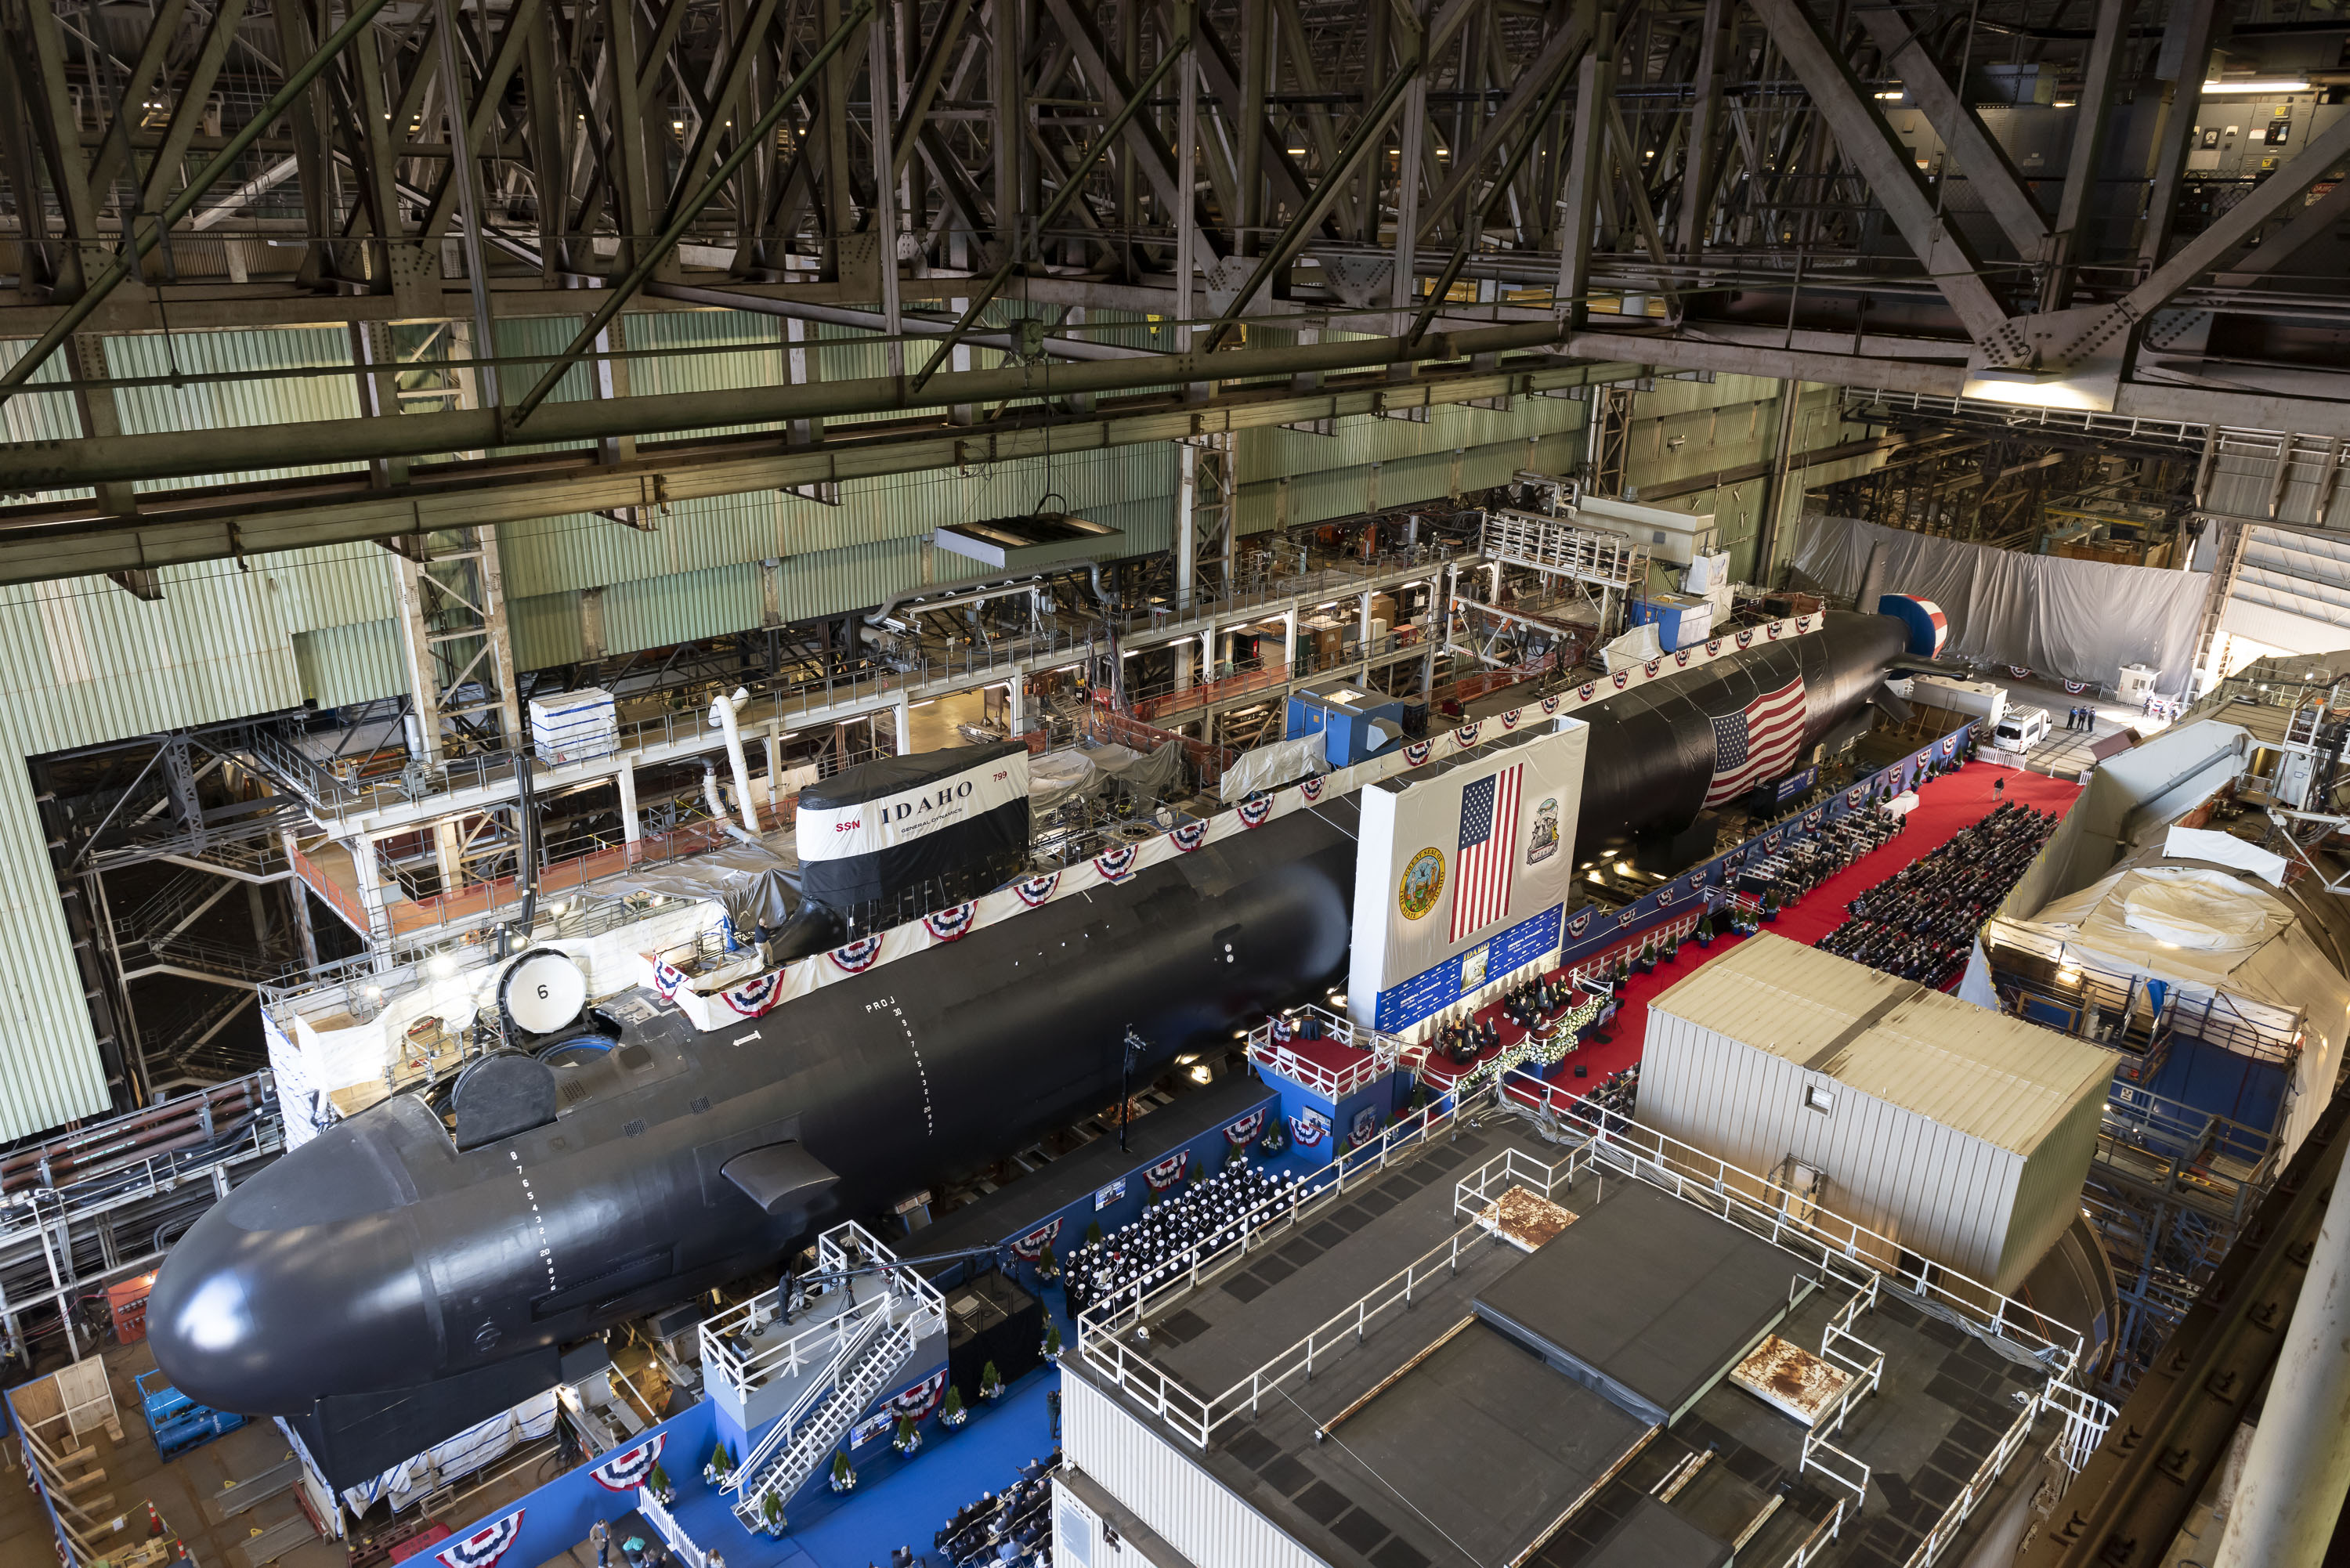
730, 1309, 919, 1527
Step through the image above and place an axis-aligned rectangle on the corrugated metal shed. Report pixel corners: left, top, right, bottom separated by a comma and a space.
1650, 934, 2110, 1155
1640, 933, 2113, 1289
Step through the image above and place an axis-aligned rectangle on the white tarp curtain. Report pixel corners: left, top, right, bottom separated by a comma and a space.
333, 1389, 561, 1512
1997, 864, 2348, 1157
2163, 826, 2290, 887
1220, 734, 1330, 802
1791, 514, 2208, 695
1599, 621, 1664, 670
1029, 750, 1100, 811
1032, 742, 1186, 811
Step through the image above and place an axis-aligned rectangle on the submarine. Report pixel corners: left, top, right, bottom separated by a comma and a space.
146, 609, 1914, 1477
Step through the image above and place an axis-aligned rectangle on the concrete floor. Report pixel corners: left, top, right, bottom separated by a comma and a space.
0, 1337, 344, 1568
1993, 678, 2178, 779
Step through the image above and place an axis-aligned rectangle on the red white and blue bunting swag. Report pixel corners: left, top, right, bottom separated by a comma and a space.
641, 617, 1826, 1031
720, 971, 783, 1017
589, 1433, 666, 1492
436, 1509, 526, 1568
1290, 1109, 1331, 1147
2063, 680, 2094, 695
1144, 1151, 1190, 1192
1223, 1108, 1267, 1145
1010, 1216, 1062, 1261
887, 1370, 949, 1420
2005, 666, 2034, 680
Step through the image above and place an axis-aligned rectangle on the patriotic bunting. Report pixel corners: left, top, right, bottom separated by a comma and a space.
436, 1510, 525, 1568
1578, 681, 1598, 702
2006, 665, 2034, 679
1541, 695, 1562, 714
653, 961, 689, 1003
1094, 845, 1140, 883
1289, 1110, 1330, 1147
1499, 708, 1522, 729
1611, 670, 1630, 689
589, 1435, 665, 1493
1300, 775, 1325, 800
1010, 1217, 1062, 1260
1567, 908, 1593, 938
1404, 739, 1434, 766
2063, 680, 2092, 695
1223, 1107, 1267, 1145
721, 972, 783, 1017
1144, 1151, 1191, 1192
1169, 820, 1209, 853
1453, 721, 1481, 746
887, 1370, 949, 1420
1014, 873, 1061, 907
923, 902, 978, 942
1673, 649, 1692, 667
829, 935, 885, 974
1705, 639, 1723, 657
1737, 630, 1754, 648
1237, 795, 1274, 827
1643, 659, 1661, 678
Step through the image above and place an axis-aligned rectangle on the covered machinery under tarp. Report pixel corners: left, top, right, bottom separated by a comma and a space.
797, 741, 1031, 912
1030, 740, 1186, 811
619, 841, 802, 939
1220, 734, 1331, 802
1984, 861, 2350, 1158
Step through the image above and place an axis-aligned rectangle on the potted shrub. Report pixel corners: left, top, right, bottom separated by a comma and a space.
1043, 1323, 1063, 1361
1036, 1244, 1060, 1284
1694, 910, 1716, 948
942, 1384, 968, 1429
892, 1414, 921, 1456
704, 1441, 735, 1487
764, 1490, 790, 1534
1085, 1221, 1104, 1246
1637, 937, 1657, 974
645, 1462, 676, 1506
980, 1360, 1004, 1402
1661, 930, 1680, 963
1762, 888, 1781, 923
827, 1451, 855, 1497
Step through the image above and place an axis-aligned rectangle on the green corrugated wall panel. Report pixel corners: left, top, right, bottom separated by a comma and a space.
0, 339, 94, 505
602, 564, 765, 656
620, 309, 790, 442
775, 536, 929, 623
509, 591, 588, 668
293, 619, 405, 707
0, 562, 313, 1139
250, 542, 397, 634
107, 328, 370, 493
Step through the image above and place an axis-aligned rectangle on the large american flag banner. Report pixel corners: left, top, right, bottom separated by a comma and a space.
1704, 676, 1809, 807
1452, 764, 1523, 941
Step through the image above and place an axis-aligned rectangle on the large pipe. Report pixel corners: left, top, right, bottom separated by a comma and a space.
2211, 1140, 2350, 1568
0, 319, 1576, 491
707, 687, 763, 837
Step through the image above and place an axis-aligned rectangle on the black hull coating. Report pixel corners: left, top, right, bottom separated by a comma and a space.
146, 616, 1907, 1422
1574, 611, 1906, 858
147, 805, 1358, 1416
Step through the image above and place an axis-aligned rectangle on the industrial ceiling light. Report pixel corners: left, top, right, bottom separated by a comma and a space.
2201, 78, 2308, 94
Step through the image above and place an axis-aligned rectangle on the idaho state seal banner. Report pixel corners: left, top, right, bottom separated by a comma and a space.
1347, 719, 1590, 1034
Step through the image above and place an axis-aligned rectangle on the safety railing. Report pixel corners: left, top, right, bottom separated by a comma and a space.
700, 1222, 945, 1407
1900, 1386, 2054, 1568
1075, 1081, 1491, 1445
1245, 1006, 1404, 1100
1499, 1066, 2085, 1375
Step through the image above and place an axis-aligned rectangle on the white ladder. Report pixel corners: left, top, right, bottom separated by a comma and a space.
732, 1313, 919, 1527
723, 1299, 891, 1498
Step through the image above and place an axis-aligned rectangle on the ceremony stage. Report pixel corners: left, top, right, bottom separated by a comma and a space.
1444, 760, 2092, 1103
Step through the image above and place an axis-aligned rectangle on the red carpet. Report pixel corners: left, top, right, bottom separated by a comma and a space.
1480, 761, 2083, 1107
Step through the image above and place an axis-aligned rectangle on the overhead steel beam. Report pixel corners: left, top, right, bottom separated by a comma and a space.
1744, 0, 2014, 346
508, 0, 875, 425
1852, 1, 2049, 261
0, 0, 396, 406
0, 353, 1648, 588
3, 317, 1578, 490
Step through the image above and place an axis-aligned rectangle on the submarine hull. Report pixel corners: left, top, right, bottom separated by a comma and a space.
147, 802, 1359, 1425
148, 614, 1914, 1460
1574, 609, 1906, 857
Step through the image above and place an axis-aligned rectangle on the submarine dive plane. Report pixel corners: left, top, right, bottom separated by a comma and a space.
146, 609, 1911, 1475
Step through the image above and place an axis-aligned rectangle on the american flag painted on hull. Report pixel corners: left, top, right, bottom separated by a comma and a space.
1704, 676, 1808, 807
1451, 764, 1524, 942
